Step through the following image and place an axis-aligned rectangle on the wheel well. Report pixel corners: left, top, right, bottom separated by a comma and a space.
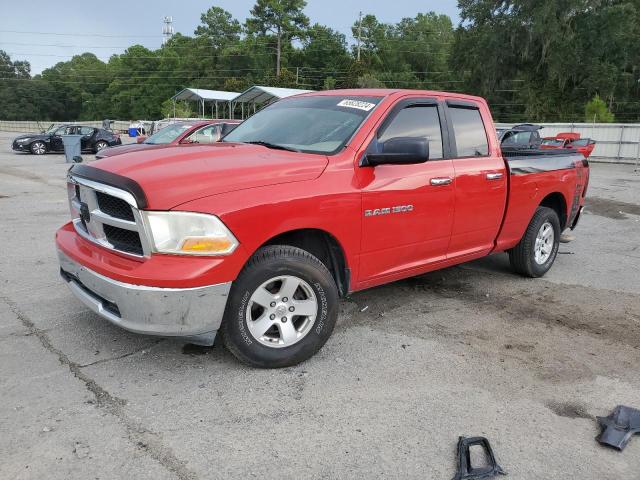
540, 192, 567, 229
261, 229, 350, 297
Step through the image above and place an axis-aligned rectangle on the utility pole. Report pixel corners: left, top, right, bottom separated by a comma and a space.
356, 11, 363, 62
296, 67, 299, 85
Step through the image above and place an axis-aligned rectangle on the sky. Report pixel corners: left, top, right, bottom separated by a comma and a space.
0, 0, 460, 74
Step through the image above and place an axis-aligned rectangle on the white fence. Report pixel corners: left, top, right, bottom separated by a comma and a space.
497, 122, 640, 165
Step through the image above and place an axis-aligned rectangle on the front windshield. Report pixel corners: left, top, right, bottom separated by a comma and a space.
45, 124, 58, 134
223, 96, 382, 154
144, 123, 193, 145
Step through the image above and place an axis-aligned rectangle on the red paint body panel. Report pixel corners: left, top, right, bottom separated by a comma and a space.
541, 134, 596, 158
92, 143, 329, 210
56, 89, 589, 294
494, 169, 578, 252
99, 120, 239, 157
56, 222, 248, 288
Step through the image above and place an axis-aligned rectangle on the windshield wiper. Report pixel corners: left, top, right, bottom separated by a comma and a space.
243, 141, 301, 153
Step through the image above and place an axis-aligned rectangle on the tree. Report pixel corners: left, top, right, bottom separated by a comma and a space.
194, 7, 242, 49
350, 14, 386, 69
453, 0, 640, 122
246, 0, 309, 77
296, 25, 350, 88
161, 99, 192, 118
585, 94, 615, 123
357, 74, 384, 88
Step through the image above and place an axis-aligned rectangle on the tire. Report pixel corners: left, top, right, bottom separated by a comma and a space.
94, 141, 108, 153
509, 206, 561, 278
30, 141, 46, 155
220, 245, 338, 368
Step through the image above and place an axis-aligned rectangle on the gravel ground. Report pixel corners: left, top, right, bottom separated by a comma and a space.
1, 131, 639, 479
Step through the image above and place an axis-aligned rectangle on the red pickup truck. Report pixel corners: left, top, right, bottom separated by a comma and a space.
56, 89, 589, 368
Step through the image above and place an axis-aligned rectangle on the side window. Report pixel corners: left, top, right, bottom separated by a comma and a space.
188, 125, 221, 144
511, 132, 531, 145
377, 105, 443, 159
449, 107, 489, 157
79, 127, 94, 135
531, 131, 540, 143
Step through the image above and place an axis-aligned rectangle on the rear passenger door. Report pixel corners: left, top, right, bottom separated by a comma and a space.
78, 127, 96, 151
445, 100, 507, 259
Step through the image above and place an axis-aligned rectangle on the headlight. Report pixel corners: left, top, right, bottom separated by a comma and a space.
142, 211, 239, 256
17, 137, 31, 143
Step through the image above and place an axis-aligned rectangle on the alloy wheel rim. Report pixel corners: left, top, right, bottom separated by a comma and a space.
534, 221, 554, 264
33, 142, 45, 154
246, 275, 318, 348
96, 142, 107, 150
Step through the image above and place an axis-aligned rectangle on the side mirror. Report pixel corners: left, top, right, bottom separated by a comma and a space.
362, 137, 429, 167
73, 156, 83, 163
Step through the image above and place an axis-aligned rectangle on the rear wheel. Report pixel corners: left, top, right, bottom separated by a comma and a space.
220, 245, 338, 368
509, 206, 561, 277
30, 141, 46, 155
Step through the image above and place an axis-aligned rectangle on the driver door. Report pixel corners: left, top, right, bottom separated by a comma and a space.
50, 126, 71, 151
357, 98, 455, 283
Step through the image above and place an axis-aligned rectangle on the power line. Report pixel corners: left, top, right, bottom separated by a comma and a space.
0, 29, 163, 38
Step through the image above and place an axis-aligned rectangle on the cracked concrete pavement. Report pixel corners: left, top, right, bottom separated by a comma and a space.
1, 132, 639, 479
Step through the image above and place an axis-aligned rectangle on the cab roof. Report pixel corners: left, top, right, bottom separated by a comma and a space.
297, 88, 487, 104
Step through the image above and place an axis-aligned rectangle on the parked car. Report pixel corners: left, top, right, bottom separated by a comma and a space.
56, 89, 589, 368
12, 125, 121, 155
95, 120, 240, 159
497, 123, 543, 149
541, 133, 596, 158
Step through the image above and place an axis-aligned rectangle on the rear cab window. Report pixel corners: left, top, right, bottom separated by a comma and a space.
447, 102, 489, 157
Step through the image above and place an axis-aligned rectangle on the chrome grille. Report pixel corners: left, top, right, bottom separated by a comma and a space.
67, 174, 151, 258
95, 191, 135, 221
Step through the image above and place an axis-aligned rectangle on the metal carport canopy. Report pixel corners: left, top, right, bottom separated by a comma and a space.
232, 86, 314, 105
171, 88, 239, 102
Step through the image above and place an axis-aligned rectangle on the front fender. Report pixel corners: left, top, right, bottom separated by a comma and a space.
174, 180, 361, 281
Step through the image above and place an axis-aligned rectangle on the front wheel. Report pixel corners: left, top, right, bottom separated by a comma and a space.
220, 245, 338, 368
509, 206, 561, 277
30, 141, 46, 155
94, 141, 108, 152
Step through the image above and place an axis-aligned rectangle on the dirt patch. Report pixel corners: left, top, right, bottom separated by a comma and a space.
585, 197, 640, 219
546, 401, 592, 420
348, 265, 640, 351
0, 166, 51, 186
504, 343, 535, 353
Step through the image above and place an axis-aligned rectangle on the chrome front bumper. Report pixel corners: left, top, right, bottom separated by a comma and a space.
57, 250, 231, 345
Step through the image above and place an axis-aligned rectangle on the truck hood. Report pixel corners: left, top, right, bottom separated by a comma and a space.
91, 142, 329, 209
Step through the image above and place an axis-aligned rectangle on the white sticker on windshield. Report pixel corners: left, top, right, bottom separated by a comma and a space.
337, 99, 376, 111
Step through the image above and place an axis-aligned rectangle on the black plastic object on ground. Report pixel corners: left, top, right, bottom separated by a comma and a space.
596, 405, 640, 451
452, 436, 506, 480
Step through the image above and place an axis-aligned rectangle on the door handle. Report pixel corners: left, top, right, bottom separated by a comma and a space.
430, 177, 452, 186
486, 172, 504, 180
